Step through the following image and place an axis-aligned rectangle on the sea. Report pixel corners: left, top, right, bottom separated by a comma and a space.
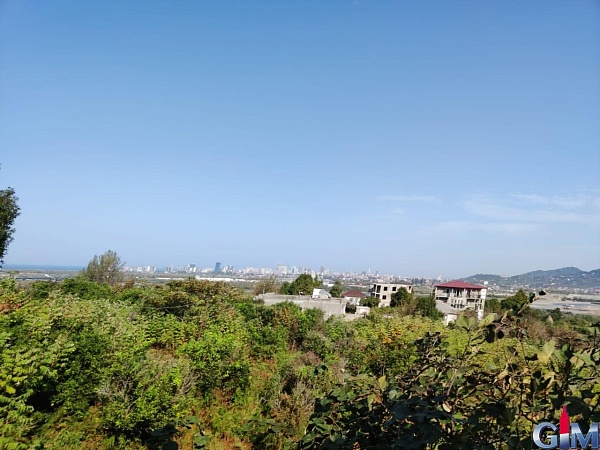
2, 264, 84, 271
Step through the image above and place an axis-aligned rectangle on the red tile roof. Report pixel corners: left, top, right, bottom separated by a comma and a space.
435, 281, 486, 289
342, 289, 367, 298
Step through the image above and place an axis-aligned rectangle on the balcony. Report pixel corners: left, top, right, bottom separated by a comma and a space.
435, 290, 481, 300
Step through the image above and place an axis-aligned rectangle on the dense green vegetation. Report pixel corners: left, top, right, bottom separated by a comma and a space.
1, 276, 599, 449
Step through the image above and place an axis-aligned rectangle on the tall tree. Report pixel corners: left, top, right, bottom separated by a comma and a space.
484, 298, 501, 314
81, 250, 125, 285
500, 289, 529, 313
279, 274, 322, 295
253, 276, 278, 295
390, 287, 414, 308
415, 295, 443, 320
329, 280, 343, 298
0, 173, 20, 267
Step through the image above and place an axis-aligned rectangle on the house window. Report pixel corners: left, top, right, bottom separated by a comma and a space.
383, 286, 388, 291
382, 295, 387, 300
376, 285, 381, 293
392, 287, 397, 291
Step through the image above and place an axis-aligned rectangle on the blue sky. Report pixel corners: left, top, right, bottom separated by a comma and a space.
1, 0, 599, 278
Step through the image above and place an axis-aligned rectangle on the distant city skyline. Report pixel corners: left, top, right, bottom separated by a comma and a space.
2, 259, 598, 282
1, 1, 599, 279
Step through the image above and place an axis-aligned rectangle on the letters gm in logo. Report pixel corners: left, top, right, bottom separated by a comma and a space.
533, 406, 599, 449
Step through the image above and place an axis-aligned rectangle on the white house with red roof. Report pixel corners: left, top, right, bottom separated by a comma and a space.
341, 289, 367, 306
434, 281, 487, 321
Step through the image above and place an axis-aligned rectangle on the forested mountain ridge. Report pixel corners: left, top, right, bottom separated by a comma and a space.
462, 266, 600, 290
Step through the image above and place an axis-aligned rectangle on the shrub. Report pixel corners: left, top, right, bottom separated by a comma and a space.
180, 325, 250, 396
60, 277, 113, 301
360, 296, 379, 308
99, 351, 196, 436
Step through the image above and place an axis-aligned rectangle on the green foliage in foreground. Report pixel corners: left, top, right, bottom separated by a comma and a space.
302, 314, 600, 449
0, 277, 599, 449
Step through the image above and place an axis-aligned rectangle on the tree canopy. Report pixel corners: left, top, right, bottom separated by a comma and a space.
81, 250, 125, 285
329, 280, 343, 298
390, 287, 413, 308
415, 295, 443, 320
360, 296, 380, 308
279, 274, 322, 295
253, 276, 278, 295
500, 289, 529, 312
0, 174, 20, 267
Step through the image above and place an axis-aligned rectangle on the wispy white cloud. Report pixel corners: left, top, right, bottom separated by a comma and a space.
428, 220, 539, 235
376, 194, 442, 204
465, 192, 600, 225
481, 222, 541, 233
420, 191, 600, 238
510, 193, 590, 209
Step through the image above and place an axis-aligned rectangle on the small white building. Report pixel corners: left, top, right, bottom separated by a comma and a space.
342, 289, 368, 306
312, 288, 332, 299
435, 301, 459, 325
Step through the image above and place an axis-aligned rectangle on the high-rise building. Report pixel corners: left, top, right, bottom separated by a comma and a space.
214, 262, 222, 274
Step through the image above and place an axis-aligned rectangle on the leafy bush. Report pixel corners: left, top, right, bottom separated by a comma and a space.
60, 277, 113, 300
180, 325, 250, 396
301, 313, 600, 449
99, 350, 196, 436
415, 295, 443, 320
301, 330, 334, 360
360, 296, 379, 308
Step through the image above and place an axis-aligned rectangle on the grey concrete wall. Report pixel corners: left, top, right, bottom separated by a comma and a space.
256, 294, 347, 319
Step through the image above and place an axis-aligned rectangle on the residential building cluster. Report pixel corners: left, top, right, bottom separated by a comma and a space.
124, 260, 492, 322
255, 279, 487, 324
123, 266, 157, 274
